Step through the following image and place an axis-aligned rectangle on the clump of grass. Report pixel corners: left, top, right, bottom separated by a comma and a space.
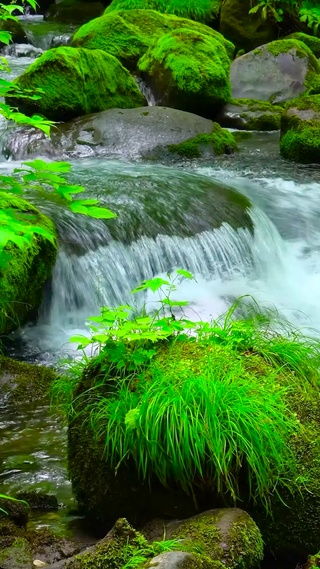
89, 341, 299, 508
105, 0, 221, 22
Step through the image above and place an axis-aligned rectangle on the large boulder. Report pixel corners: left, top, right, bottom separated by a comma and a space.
220, 0, 276, 52
0, 193, 57, 335
71, 9, 234, 71
104, 0, 221, 24
230, 39, 320, 103
7, 46, 146, 122
217, 98, 283, 130
279, 94, 320, 163
3, 106, 237, 161
137, 29, 231, 118
45, 0, 104, 24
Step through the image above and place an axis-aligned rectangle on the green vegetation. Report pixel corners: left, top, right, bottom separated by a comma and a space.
249, 0, 320, 35
226, 99, 283, 130
0, 356, 56, 402
167, 123, 238, 158
9, 46, 146, 121
280, 94, 320, 163
71, 10, 235, 70
285, 32, 320, 58
104, 0, 222, 23
138, 29, 231, 117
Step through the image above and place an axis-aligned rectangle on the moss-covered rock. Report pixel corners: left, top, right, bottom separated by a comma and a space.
230, 39, 320, 103
15, 491, 58, 511
137, 29, 231, 118
285, 32, 320, 59
71, 10, 234, 71
0, 356, 56, 403
167, 123, 238, 158
7, 46, 146, 122
0, 17, 27, 44
104, 0, 221, 24
279, 94, 320, 163
0, 193, 57, 335
0, 497, 29, 527
217, 98, 283, 130
45, 0, 104, 24
220, 0, 276, 52
0, 537, 32, 569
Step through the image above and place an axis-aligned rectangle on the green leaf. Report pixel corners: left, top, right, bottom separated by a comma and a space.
85, 206, 117, 219
70, 203, 88, 215
69, 335, 91, 348
23, 160, 71, 173
176, 269, 194, 280
132, 277, 170, 293
0, 31, 11, 45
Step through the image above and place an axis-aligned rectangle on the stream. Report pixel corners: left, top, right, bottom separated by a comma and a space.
1, 16, 320, 539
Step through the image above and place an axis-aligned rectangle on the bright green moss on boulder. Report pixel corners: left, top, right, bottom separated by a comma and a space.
280, 95, 320, 163
285, 32, 320, 59
71, 10, 234, 70
8, 46, 146, 122
167, 123, 238, 158
138, 29, 231, 118
0, 193, 57, 335
0, 16, 27, 44
104, 0, 221, 24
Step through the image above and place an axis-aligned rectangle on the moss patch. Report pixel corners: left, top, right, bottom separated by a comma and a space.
0, 356, 55, 403
8, 46, 146, 122
167, 123, 238, 158
284, 32, 320, 59
71, 9, 234, 70
138, 29, 231, 118
0, 192, 57, 335
229, 98, 283, 130
280, 94, 320, 163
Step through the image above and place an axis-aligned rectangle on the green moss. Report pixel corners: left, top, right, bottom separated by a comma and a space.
45, 0, 104, 24
279, 94, 320, 163
9, 46, 146, 122
104, 0, 220, 23
168, 123, 238, 158
229, 98, 283, 130
0, 537, 32, 568
285, 32, 320, 59
0, 193, 57, 335
0, 356, 56, 403
227, 515, 263, 569
138, 29, 231, 118
71, 10, 234, 70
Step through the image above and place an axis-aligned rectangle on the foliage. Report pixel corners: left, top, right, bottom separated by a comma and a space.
105, 0, 221, 23
122, 539, 182, 569
52, 272, 320, 508
0, 493, 29, 516
249, 0, 320, 35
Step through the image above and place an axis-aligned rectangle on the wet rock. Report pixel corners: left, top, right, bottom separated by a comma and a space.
217, 98, 283, 130
280, 94, 320, 163
0, 357, 56, 404
4, 43, 43, 58
0, 193, 57, 335
230, 39, 320, 103
143, 509, 263, 569
16, 491, 58, 511
220, 0, 276, 52
146, 552, 203, 569
0, 18, 27, 44
45, 0, 104, 24
0, 536, 33, 569
0, 496, 29, 527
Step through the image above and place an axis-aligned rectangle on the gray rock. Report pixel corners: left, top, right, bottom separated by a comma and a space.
3, 107, 214, 161
146, 551, 197, 569
0, 537, 33, 569
230, 39, 320, 103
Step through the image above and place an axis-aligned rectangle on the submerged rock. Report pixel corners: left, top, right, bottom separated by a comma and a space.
7, 46, 146, 122
137, 29, 231, 119
16, 491, 58, 511
0, 193, 57, 335
220, 0, 276, 52
71, 9, 234, 71
45, 0, 104, 24
217, 98, 283, 130
230, 39, 320, 103
0, 357, 56, 403
280, 94, 320, 163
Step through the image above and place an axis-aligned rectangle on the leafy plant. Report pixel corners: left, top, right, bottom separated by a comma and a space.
122, 539, 182, 569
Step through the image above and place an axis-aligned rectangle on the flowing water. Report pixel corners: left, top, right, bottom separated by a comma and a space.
1, 18, 320, 536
